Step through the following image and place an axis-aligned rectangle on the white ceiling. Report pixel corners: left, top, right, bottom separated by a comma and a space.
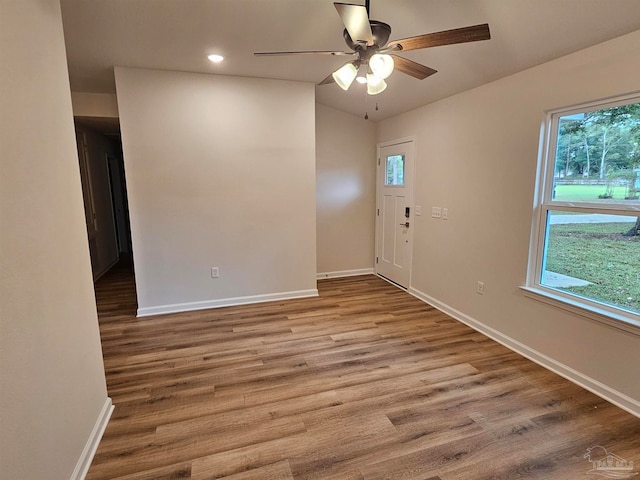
60, 0, 640, 122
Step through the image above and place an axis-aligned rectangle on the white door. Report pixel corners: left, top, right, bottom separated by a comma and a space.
376, 140, 414, 288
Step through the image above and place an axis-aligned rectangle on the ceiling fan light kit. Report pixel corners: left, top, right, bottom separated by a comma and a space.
254, 1, 491, 97
366, 72, 387, 95
369, 53, 394, 79
332, 59, 388, 94
332, 62, 359, 90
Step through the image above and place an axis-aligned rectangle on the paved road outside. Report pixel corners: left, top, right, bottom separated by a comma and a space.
549, 213, 637, 224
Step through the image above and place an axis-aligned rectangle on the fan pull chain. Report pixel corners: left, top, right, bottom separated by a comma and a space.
365, 102, 380, 119
364, 88, 369, 120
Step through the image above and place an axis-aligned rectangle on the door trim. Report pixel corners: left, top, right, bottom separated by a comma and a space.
374, 136, 416, 289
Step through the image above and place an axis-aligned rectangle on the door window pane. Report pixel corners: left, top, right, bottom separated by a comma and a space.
385, 154, 405, 185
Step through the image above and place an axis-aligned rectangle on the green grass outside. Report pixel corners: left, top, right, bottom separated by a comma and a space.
554, 184, 632, 202
545, 222, 640, 314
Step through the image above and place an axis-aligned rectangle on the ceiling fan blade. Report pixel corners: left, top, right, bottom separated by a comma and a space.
254, 50, 354, 56
389, 23, 490, 52
318, 72, 336, 85
334, 3, 374, 46
392, 55, 438, 80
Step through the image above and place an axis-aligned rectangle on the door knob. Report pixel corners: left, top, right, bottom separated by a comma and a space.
399, 222, 410, 228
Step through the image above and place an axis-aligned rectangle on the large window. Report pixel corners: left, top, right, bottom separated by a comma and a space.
527, 94, 640, 331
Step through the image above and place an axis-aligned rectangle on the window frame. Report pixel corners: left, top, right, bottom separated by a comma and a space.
525, 92, 640, 335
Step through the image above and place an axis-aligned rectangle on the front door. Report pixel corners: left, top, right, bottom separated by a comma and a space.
376, 140, 414, 288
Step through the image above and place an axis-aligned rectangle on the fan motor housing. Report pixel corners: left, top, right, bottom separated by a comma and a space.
343, 20, 391, 51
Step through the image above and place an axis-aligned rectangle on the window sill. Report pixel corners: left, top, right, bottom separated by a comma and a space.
519, 286, 640, 336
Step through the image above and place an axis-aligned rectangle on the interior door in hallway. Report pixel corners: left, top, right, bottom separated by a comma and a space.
376, 140, 414, 288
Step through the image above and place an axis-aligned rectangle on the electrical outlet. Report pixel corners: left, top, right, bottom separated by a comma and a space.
211, 267, 220, 278
415, 205, 422, 216
442, 208, 448, 220
476, 281, 485, 295
431, 207, 441, 218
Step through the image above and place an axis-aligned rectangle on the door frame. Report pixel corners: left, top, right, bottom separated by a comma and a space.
374, 136, 416, 289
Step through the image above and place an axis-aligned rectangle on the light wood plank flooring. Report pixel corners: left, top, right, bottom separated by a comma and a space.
88, 263, 640, 479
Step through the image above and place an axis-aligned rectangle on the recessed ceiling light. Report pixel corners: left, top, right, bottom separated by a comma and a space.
355, 76, 367, 84
207, 54, 224, 63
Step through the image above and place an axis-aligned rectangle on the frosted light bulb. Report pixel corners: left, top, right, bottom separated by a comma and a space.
367, 73, 387, 95
369, 54, 394, 79
332, 63, 358, 91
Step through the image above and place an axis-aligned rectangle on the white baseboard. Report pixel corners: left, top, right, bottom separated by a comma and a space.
137, 289, 319, 317
409, 287, 640, 419
70, 397, 114, 480
317, 268, 374, 280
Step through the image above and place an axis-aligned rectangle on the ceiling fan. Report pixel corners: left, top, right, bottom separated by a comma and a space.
254, 0, 491, 95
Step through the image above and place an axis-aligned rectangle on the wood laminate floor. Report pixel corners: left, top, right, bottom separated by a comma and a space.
88, 262, 640, 479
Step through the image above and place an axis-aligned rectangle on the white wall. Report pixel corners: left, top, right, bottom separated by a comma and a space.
378, 30, 640, 409
115, 67, 317, 315
0, 1, 110, 479
316, 104, 377, 276
72, 92, 119, 118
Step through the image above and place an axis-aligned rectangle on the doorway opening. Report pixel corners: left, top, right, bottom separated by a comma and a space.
74, 116, 135, 290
